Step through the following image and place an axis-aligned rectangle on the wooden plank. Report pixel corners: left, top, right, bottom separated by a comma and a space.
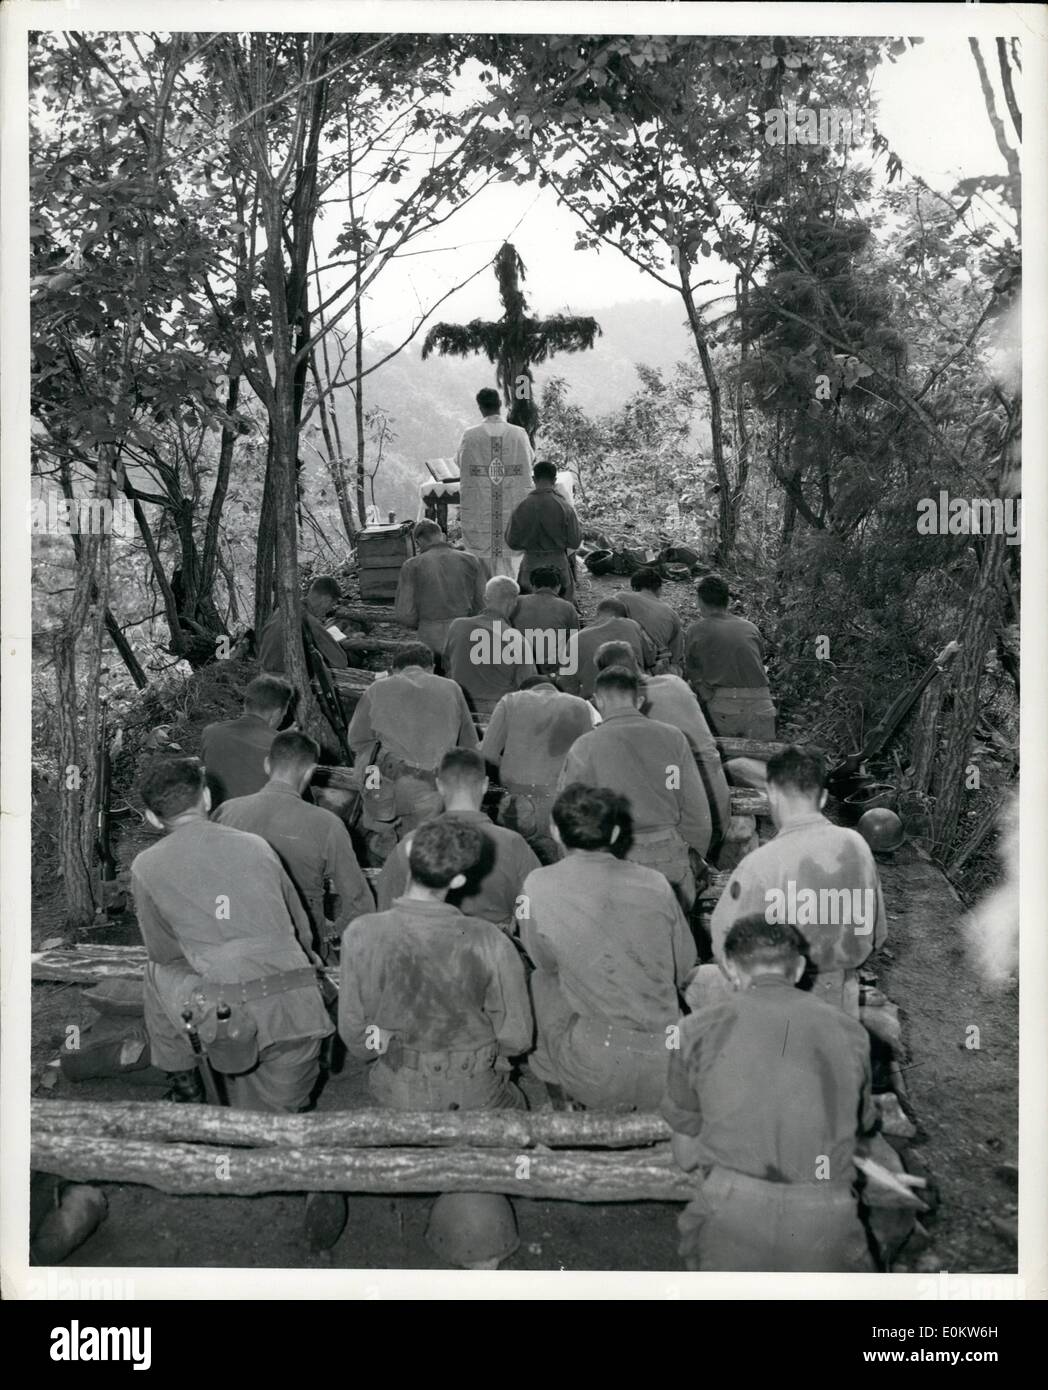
32, 1100, 672, 1151
30, 1133, 694, 1202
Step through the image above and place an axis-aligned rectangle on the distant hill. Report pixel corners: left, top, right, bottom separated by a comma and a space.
322, 299, 696, 522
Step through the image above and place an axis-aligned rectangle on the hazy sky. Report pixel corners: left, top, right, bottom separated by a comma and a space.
346, 35, 1014, 346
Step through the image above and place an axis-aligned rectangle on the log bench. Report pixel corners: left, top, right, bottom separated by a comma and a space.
31, 1099, 692, 1202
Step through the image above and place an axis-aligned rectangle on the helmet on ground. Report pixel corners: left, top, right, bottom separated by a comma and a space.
424, 1192, 519, 1269
857, 807, 906, 853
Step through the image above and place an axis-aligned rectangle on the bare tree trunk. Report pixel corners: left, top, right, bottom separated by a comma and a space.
931, 531, 1007, 854
680, 269, 732, 561
354, 287, 367, 524
908, 676, 944, 795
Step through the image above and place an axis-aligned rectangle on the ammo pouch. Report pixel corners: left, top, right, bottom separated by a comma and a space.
184, 966, 319, 1074
187, 992, 259, 1075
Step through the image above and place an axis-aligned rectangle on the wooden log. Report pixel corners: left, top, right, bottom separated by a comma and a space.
31, 1133, 694, 1201
334, 603, 401, 629
331, 668, 376, 697
29, 945, 342, 986
32, 1100, 672, 1151
716, 737, 787, 761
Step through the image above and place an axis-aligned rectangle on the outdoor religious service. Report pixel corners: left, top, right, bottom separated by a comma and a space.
9, 5, 1038, 1325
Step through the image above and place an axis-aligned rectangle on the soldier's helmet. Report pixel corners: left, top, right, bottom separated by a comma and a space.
857, 807, 906, 853
424, 1192, 519, 1270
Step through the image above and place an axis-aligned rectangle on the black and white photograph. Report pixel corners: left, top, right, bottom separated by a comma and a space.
3, 0, 1045, 1314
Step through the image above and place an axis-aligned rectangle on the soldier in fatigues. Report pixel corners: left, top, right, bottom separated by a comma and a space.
558, 665, 712, 908
443, 577, 536, 719
702, 745, 887, 1017
616, 567, 683, 674
348, 643, 478, 848
594, 640, 731, 851
683, 573, 776, 739
339, 817, 533, 1111
663, 915, 876, 1271
561, 597, 653, 698
481, 674, 595, 861
521, 785, 696, 1110
212, 730, 374, 957
375, 749, 539, 932
201, 675, 292, 809
131, 758, 331, 1113
393, 521, 486, 660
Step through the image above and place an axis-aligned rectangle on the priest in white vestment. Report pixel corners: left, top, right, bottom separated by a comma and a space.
455, 387, 534, 578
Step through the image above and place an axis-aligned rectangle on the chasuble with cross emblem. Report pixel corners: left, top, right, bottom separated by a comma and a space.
455, 415, 534, 577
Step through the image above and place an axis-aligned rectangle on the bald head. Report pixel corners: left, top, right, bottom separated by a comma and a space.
485, 576, 520, 616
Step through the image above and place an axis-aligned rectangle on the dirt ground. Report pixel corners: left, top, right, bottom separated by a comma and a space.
28, 567, 1018, 1274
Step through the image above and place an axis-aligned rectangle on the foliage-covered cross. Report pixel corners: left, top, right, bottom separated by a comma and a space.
421, 242, 601, 442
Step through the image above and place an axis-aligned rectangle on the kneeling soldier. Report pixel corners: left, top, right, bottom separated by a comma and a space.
663, 915, 876, 1272
131, 757, 331, 1114
339, 817, 533, 1111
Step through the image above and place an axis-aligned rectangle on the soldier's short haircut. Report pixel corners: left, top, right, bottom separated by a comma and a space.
141, 756, 206, 821
437, 747, 486, 789
527, 566, 561, 591
413, 520, 443, 545
766, 744, 828, 797
268, 730, 319, 777
408, 817, 485, 889
244, 674, 293, 717
392, 643, 435, 671
696, 573, 730, 608
595, 596, 628, 618
552, 783, 630, 850
594, 665, 642, 700
485, 575, 519, 607
724, 914, 805, 973
476, 387, 501, 414
533, 460, 558, 482
308, 575, 341, 600
630, 566, 662, 592
595, 639, 637, 672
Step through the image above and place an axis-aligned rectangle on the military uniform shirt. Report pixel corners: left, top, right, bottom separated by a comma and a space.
393, 543, 485, 633
376, 808, 540, 926
618, 591, 683, 665
709, 811, 888, 972
348, 667, 478, 770
557, 710, 713, 854
661, 976, 876, 1182
213, 782, 374, 932
258, 608, 348, 675
521, 852, 696, 1031
480, 686, 595, 787
683, 611, 769, 696
562, 615, 654, 697
131, 819, 330, 1049
443, 610, 537, 712
339, 898, 533, 1058
201, 712, 278, 808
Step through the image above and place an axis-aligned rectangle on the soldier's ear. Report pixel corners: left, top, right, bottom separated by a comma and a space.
609, 823, 621, 846
818, 788, 829, 810
448, 871, 468, 891
790, 958, 806, 984
263, 755, 271, 776
145, 809, 165, 832
202, 785, 212, 814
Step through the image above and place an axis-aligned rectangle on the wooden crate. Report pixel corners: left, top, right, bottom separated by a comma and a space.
356, 522, 415, 600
